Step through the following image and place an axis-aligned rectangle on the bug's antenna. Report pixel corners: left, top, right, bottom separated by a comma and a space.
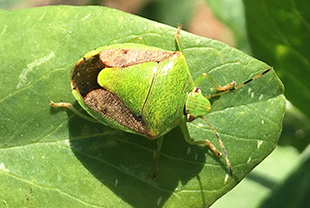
200, 116, 233, 178
208, 67, 273, 98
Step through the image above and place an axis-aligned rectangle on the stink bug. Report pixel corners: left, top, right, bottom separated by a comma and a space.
51, 25, 272, 178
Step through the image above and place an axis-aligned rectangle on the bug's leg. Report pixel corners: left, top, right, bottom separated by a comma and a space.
200, 116, 233, 177
50, 101, 98, 123
180, 121, 222, 156
175, 24, 183, 51
153, 136, 164, 180
194, 72, 236, 91
194, 67, 273, 99
207, 67, 273, 98
180, 119, 233, 177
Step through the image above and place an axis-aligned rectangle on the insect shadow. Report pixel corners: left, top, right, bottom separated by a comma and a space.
65, 102, 218, 207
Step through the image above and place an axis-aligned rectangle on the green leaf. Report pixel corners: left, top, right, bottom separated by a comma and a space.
184, 29, 285, 204
0, 6, 285, 207
243, 0, 310, 117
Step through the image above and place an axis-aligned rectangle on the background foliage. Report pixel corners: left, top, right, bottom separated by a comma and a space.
1, 0, 308, 207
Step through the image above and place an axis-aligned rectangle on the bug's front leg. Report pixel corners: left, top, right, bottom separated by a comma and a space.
193, 73, 236, 92
194, 67, 273, 98
179, 121, 222, 157
180, 119, 233, 177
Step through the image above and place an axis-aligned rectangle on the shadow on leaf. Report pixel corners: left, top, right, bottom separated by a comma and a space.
67, 110, 207, 207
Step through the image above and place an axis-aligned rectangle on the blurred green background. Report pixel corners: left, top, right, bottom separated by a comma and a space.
1, 0, 309, 207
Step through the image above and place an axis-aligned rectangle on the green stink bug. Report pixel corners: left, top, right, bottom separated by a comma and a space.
51, 25, 272, 178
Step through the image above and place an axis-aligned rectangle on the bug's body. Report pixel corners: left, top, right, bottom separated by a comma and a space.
71, 43, 196, 139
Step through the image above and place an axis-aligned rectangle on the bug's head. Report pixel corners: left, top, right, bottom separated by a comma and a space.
185, 87, 211, 122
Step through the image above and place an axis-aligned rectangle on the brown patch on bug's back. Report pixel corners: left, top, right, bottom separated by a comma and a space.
71, 54, 104, 97
99, 48, 175, 68
84, 88, 154, 138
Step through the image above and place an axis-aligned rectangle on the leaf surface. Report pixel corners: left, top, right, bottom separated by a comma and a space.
0, 6, 285, 207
